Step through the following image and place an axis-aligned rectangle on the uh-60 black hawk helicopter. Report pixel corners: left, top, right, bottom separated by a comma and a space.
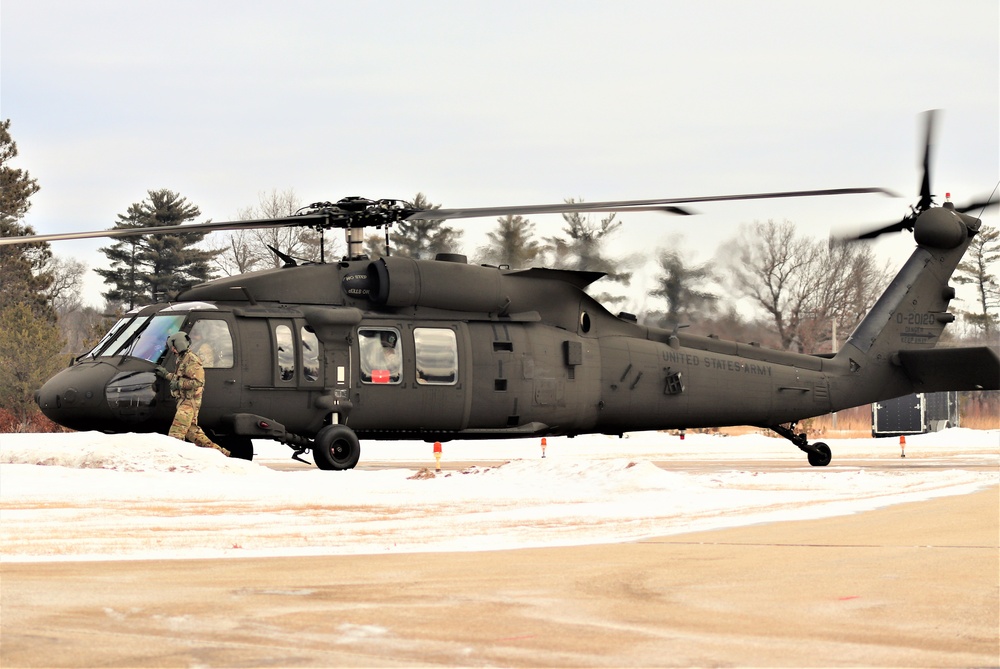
3, 113, 998, 469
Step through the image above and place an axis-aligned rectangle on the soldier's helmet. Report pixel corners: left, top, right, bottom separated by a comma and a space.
167, 331, 191, 353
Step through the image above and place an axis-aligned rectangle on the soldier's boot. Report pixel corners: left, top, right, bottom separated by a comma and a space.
207, 441, 231, 457
192, 431, 230, 457
208, 443, 230, 457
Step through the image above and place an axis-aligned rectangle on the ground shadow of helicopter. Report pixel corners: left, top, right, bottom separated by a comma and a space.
3, 112, 997, 468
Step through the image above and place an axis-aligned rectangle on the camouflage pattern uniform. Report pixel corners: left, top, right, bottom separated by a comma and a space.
194, 340, 215, 367
166, 350, 229, 456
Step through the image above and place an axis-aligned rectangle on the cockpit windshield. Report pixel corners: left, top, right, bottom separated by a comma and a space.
85, 317, 132, 358
91, 315, 186, 363
128, 315, 185, 362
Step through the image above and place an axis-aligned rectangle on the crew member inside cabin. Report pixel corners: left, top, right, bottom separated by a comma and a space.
360, 329, 401, 383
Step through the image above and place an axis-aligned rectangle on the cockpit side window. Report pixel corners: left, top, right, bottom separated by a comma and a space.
189, 319, 234, 369
301, 326, 320, 382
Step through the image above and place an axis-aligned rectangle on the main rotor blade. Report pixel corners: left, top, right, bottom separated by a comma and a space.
0, 214, 330, 247
409, 187, 896, 221
412, 203, 694, 221
1, 187, 898, 247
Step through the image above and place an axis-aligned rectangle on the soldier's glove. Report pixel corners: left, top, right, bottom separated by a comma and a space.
154, 365, 169, 379
169, 378, 180, 393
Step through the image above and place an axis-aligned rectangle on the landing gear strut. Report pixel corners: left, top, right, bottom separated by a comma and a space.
768, 422, 832, 467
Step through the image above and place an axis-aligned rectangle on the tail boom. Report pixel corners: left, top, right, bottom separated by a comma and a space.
831, 205, 997, 407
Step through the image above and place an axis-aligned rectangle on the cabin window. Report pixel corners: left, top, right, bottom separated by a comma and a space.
188, 319, 234, 369
301, 326, 320, 382
359, 327, 401, 384
275, 324, 295, 382
414, 328, 458, 385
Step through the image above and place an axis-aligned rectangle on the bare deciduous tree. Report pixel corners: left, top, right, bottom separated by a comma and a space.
44, 255, 87, 314
722, 219, 891, 352
214, 189, 332, 275
56, 304, 116, 356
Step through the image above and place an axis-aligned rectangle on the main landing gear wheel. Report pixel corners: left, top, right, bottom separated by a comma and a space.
214, 435, 254, 460
313, 424, 361, 470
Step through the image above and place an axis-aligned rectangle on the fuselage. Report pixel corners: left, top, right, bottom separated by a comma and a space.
37, 254, 854, 443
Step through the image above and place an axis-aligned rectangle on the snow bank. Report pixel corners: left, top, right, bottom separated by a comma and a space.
1, 429, 996, 562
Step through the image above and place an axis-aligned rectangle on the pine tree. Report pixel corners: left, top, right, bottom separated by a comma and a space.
544, 200, 631, 283
0, 119, 41, 226
649, 250, 719, 327
0, 220, 54, 319
475, 215, 541, 268
367, 193, 463, 259
0, 119, 54, 320
96, 189, 219, 307
955, 224, 1000, 336
0, 302, 66, 429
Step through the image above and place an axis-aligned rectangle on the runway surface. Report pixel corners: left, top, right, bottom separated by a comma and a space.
2, 465, 997, 667
344, 456, 1000, 474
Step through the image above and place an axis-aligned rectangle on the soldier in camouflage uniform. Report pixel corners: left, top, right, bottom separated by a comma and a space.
156, 332, 230, 457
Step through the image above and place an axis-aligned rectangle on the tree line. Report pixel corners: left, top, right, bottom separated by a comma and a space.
3, 117, 998, 430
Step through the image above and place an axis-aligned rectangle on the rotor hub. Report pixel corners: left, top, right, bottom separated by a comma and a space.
297, 197, 417, 231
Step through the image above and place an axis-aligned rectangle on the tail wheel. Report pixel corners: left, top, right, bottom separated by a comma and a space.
313, 424, 361, 470
807, 442, 832, 467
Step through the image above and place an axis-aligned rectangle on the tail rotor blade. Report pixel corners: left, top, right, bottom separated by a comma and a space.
917, 110, 938, 212
954, 196, 999, 216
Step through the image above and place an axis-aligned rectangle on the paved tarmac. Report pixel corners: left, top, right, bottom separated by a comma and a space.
2, 485, 996, 667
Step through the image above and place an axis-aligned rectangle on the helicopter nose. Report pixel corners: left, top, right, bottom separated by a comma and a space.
36, 361, 120, 430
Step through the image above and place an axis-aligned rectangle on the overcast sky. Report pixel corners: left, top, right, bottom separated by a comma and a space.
2, 0, 998, 310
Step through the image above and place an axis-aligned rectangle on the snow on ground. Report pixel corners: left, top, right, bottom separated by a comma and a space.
0, 429, 997, 563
